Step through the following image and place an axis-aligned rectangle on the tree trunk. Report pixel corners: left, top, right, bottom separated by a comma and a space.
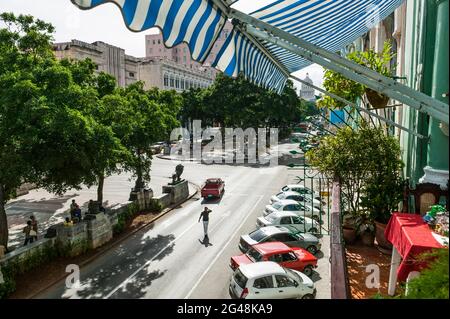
97, 173, 104, 205
0, 185, 9, 250
134, 152, 144, 190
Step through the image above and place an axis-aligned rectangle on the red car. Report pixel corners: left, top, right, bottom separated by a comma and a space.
230, 241, 318, 277
201, 178, 225, 199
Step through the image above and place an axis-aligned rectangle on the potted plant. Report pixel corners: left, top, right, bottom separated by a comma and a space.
360, 126, 405, 251
318, 41, 395, 110
342, 212, 357, 244
355, 213, 375, 246
349, 41, 395, 109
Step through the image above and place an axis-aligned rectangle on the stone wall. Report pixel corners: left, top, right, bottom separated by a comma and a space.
86, 213, 113, 250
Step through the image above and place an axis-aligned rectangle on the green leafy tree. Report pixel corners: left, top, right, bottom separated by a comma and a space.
0, 13, 106, 248
118, 82, 179, 190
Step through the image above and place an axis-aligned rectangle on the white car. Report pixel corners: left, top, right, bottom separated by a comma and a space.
270, 191, 323, 209
229, 261, 316, 299
256, 211, 320, 234
263, 200, 323, 221
281, 184, 322, 201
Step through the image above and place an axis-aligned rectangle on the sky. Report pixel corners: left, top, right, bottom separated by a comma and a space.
0, 0, 324, 90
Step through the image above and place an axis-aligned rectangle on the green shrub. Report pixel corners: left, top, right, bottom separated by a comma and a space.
403, 249, 449, 299
148, 200, 163, 213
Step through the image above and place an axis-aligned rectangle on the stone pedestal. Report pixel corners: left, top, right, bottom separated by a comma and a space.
57, 222, 88, 257
137, 188, 154, 210
86, 213, 113, 250
162, 180, 189, 205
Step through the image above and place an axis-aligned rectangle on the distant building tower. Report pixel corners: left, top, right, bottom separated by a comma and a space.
300, 73, 316, 101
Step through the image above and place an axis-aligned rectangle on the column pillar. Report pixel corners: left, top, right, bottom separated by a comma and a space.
420, 0, 449, 189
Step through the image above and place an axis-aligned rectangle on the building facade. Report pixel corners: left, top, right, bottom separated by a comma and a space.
299, 73, 316, 101
349, 0, 449, 190
53, 39, 216, 92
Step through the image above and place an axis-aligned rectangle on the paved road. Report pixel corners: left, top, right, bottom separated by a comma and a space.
35, 158, 330, 299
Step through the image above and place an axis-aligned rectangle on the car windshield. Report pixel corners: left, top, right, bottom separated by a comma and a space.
275, 192, 284, 199
246, 248, 263, 262
249, 229, 267, 242
285, 268, 303, 283
234, 269, 248, 289
265, 213, 277, 223
272, 202, 283, 210
281, 186, 289, 191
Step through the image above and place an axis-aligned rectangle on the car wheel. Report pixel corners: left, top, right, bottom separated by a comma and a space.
303, 265, 314, 277
308, 227, 318, 234
306, 245, 317, 255
302, 294, 314, 299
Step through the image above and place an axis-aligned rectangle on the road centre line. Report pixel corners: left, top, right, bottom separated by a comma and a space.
184, 195, 264, 299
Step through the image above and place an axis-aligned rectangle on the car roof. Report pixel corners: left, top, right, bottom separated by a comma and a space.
280, 191, 302, 196
284, 184, 309, 189
276, 199, 299, 205
239, 261, 286, 278
206, 178, 221, 183
258, 226, 287, 236
267, 211, 298, 218
252, 242, 292, 255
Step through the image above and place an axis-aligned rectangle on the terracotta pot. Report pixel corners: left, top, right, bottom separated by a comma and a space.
361, 232, 375, 246
343, 227, 357, 244
375, 221, 393, 250
365, 88, 390, 109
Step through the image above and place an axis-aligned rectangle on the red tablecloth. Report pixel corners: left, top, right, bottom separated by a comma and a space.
385, 212, 445, 282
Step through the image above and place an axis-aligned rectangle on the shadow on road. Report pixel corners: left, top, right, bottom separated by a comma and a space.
198, 236, 213, 247
60, 233, 176, 299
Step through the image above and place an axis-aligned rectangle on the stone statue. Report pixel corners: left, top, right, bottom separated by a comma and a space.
170, 164, 184, 185
176, 164, 184, 181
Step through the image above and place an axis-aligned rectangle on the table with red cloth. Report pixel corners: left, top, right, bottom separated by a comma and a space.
385, 212, 446, 282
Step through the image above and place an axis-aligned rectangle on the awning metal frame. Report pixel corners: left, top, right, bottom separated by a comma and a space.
291, 75, 426, 139
222, 7, 448, 125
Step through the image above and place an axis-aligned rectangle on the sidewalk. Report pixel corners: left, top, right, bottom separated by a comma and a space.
5, 172, 171, 250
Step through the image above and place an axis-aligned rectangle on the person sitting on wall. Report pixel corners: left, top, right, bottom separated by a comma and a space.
72, 205, 82, 223
23, 221, 35, 246
64, 217, 74, 227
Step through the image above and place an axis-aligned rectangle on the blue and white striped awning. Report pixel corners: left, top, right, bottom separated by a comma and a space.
71, 0, 227, 62
213, 28, 287, 93
214, 0, 404, 92
71, 0, 405, 93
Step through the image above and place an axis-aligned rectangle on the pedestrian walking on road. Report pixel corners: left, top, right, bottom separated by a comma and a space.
23, 221, 35, 246
198, 207, 212, 238
30, 215, 38, 241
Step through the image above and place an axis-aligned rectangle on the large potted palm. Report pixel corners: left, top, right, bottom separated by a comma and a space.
361, 128, 405, 252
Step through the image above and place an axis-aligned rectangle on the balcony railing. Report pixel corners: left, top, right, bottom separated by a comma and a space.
330, 180, 351, 299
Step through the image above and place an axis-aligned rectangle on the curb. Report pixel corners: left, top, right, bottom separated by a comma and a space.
28, 181, 200, 299
156, 154, 201, 162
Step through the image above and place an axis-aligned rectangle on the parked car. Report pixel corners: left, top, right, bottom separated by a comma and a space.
256, 211, 320, 234
239, 225, 321, 254
229, 261, 316, 299
263, 199, 324, 221
230, 241, 318, 277
201, 178, 225, 199
270, 191, 323, 209
281, 184, 322, 201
